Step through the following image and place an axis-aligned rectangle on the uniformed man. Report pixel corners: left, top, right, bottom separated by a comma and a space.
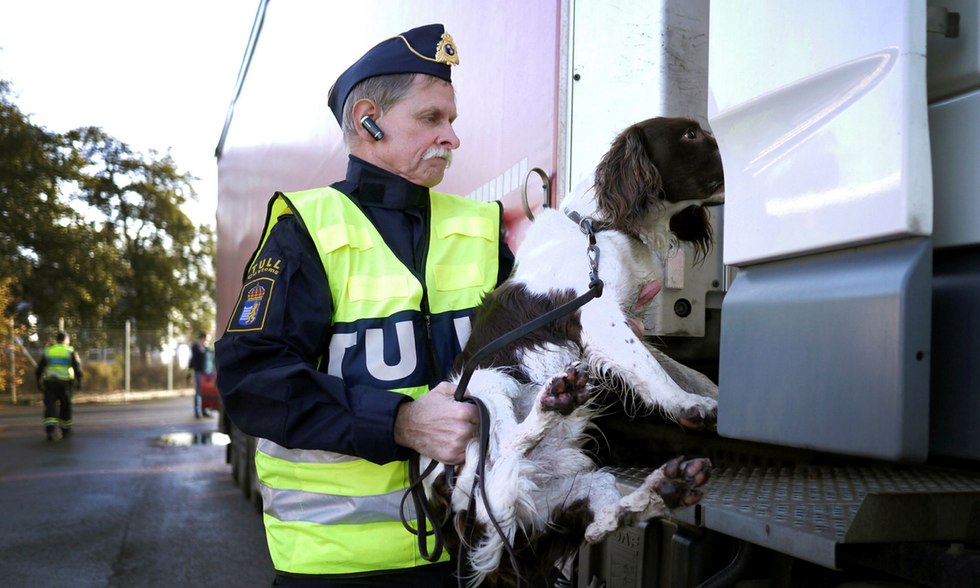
36, 331, 83, 441
216, 24, 514, 587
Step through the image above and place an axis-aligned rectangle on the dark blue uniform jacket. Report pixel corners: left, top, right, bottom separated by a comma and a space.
215, 157, 514, 465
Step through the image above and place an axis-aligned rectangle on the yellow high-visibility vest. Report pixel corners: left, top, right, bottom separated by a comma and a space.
251, 186, 501, 575
43, 344, 75, 381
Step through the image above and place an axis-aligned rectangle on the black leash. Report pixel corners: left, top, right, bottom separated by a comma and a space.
452, 211, 604, 400
401, 210, 604, 586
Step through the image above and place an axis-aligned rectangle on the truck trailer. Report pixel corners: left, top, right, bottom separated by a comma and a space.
214, 1, 980, 586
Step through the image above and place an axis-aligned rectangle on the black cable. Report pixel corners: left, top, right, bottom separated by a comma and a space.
399, 454, 446, 561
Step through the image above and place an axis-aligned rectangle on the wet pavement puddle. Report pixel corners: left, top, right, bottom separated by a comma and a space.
151, 431, 230, 446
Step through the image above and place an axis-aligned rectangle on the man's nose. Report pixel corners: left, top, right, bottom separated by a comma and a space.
442, 124, 461, 150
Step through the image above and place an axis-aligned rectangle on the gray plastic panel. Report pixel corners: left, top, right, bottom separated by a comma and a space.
718, 239, 932, 461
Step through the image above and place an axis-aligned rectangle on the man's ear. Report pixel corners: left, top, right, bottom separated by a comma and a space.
351, 99, 381, 142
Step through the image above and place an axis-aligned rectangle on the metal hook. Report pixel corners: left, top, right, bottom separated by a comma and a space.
521, 168, 551, 221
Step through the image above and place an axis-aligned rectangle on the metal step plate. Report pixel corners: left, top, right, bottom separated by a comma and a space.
610, 464, 980, 568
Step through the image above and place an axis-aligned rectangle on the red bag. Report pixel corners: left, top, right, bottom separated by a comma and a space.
199, 372, 221, 411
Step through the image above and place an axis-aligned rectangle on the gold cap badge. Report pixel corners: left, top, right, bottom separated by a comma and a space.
398, 31, 460, 66
434, 33, 459, 66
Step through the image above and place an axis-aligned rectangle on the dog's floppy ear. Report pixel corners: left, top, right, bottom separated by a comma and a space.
593, 125, 662, 239
670, 206, 714, 263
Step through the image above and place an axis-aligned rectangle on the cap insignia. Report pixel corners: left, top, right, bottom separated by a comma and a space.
434, 33, 459, 66
396, 31, 460, 66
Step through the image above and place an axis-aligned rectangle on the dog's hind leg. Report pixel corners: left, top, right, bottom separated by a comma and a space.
583, 456, 712, 543
452, 368, 523, 510
456, 365, 591, 584
449, 368, 528, 582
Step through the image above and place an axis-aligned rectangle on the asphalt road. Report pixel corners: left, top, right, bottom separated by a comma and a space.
0, 396, 274, 587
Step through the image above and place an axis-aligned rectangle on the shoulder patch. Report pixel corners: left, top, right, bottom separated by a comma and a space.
227, 277, 275, 332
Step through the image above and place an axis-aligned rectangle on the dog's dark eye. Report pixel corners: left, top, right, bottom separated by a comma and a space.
683, 128, 699, 140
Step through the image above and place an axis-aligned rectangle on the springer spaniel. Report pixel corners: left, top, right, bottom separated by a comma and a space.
434, 117, 724, 586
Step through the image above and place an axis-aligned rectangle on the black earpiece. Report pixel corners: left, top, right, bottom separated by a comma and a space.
360, 115, 384, 141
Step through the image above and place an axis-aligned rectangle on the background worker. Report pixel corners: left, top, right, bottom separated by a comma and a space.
216, 23, 514, 587
188, 332, 213, 418
36, 331, 83, 441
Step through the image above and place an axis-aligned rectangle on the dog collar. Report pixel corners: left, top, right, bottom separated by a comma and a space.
565, 209, 594, 234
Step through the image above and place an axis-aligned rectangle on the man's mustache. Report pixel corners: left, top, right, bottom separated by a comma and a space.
422, 147, 453, 169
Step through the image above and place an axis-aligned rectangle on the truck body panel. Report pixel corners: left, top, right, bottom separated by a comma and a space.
709, 0, 932, 266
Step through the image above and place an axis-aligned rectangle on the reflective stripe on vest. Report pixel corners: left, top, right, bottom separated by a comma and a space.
43, 345, 74, 381
250, 186, 501, 575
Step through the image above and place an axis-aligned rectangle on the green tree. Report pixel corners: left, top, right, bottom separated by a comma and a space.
73, 127, 215, 353
0, 81, 214, 351
0, 80, 120, 334
0, 79, 72, 283
0, 277, 29, 395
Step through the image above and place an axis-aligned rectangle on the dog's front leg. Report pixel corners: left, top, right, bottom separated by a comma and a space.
501, 361, 592, 456
579, 300, 717, 428
648, 347, 718, 399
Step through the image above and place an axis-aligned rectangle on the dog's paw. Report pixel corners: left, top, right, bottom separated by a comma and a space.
540, 361, 591, 415
677, 398, 718, 431
652, 456, 712, 509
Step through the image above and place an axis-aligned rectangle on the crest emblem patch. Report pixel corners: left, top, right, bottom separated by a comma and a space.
227, 277, 275, 332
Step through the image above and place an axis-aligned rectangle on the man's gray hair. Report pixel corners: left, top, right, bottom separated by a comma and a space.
340, 73, 451, 145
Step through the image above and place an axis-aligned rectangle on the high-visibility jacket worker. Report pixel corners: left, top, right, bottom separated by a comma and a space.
36, 331, 83, 441
216, 167, 513, 584
215, 23, 515, 585
267, 186, 501, 573
217, 164, 513, 577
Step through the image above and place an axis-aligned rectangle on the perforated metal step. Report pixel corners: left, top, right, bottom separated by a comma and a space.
610, 464, 980, 568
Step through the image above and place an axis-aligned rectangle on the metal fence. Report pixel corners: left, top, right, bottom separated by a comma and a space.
2, 320, 198, 404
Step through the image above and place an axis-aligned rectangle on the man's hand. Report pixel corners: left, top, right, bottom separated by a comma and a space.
628, 279, 662, 338
393, 382, 478, 465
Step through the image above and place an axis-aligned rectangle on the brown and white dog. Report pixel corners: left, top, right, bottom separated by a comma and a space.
435, 117, 724, 586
